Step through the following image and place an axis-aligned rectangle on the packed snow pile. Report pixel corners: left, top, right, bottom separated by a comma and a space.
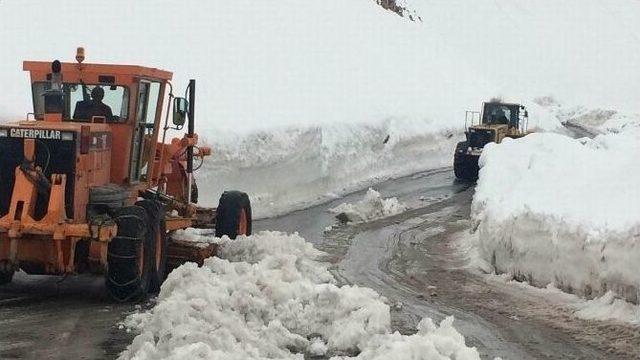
120, 231, 479, 360
330, 188, 407, 223
169, 228, 220, 247
472, 130, 640, 304
573, 291, 640, 325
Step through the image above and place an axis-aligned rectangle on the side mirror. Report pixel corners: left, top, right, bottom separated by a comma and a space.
173, 97, 188, 127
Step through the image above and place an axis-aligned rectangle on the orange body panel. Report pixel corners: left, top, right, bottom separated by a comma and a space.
23, 61, 173, 82
0, 57, 202, 276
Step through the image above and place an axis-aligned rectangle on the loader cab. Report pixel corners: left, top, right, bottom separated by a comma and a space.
481, 102, 529, 133
23, 58, 172, 188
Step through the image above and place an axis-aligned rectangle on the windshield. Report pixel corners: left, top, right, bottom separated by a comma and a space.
32, 82, 129, 123
483, 103, 519, 126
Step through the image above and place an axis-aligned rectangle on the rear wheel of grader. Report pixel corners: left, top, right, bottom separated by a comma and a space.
215, 191, 252, 239
106, 206, 156, 302
135, 199, 168, 293
0, 261, 14, 285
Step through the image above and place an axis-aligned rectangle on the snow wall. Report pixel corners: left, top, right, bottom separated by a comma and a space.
199, 122, 457, 217
472, 126, 640, 304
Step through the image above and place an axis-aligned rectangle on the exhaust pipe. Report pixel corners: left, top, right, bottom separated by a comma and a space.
186, 79, 195, 203
44, 60, 64, 118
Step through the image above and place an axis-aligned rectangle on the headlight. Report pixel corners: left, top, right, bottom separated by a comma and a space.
0, 129, 7, 137
61, 132, 74, 141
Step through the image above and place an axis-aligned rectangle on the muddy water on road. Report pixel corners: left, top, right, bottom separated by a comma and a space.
262, 168, 639, 359
0, 274, 135, 359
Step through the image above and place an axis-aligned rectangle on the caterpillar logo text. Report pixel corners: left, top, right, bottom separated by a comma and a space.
8, 128, 67, 140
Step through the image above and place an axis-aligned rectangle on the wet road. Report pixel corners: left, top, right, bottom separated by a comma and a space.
1, 167, 638, 359
258, 168, 640, 359
0, 274, 135, 359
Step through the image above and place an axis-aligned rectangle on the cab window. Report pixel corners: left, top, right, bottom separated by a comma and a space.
32, 82, 129, 123
129, 81, 161, 182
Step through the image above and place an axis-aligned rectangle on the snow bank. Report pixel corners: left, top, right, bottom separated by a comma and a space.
472, 130, 640, 304
330, 188, 407, 223
497, 277, 640, 325
574, 291, 640, 325
199, 121, 457, 217
120, 231, 479, 359
533, 97, 640, 135
455, 231, 640, 325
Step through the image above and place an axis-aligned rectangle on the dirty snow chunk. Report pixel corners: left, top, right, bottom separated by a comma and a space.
170, 228, 219, 243
119, 231, 479, 360
169, 228, 223, 248
574, 292, 640, 325
332, 317, 479, 360
451, 231, 493, 275
485, 276, 640, 325
472, 129, 640, 304
309, 338, 328, 356
330, 188, 407, 223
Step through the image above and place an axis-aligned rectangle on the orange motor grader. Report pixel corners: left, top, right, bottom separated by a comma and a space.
0, 49, 252, 301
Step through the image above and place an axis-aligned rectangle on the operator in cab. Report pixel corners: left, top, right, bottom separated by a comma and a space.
73, 86, 114, 122
489, 108, 509, 125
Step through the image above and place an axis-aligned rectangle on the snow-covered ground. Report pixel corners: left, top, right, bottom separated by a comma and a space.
471, 120, 640, 306
329, 188, 407, 224
120, 232, 480, 360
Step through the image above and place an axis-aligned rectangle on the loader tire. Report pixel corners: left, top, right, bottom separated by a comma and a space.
453, 141, 479, 181
215, 191, 252, 239
106, 206, 155, 302
453, 141, 467, 179
136, 199, 168, 293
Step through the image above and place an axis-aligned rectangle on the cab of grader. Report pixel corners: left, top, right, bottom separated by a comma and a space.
0, 49, 252, 301
453, 101, 530, 180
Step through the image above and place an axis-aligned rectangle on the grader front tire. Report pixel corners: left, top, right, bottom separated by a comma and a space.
136, 199, 168, 293
106, 206, 155, 302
